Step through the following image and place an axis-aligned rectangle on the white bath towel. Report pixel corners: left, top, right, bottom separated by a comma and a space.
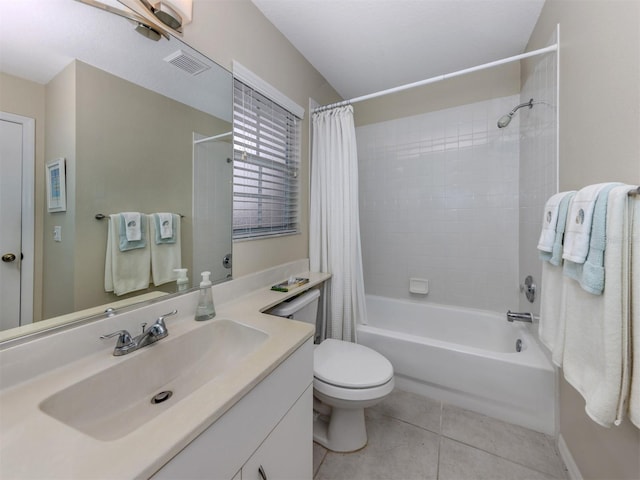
157, 212, 173, 239
537, 191, 574, 252
539, 260, 566, 361
150, 214, 182, 286
562, 183, 611, 263
105, 214, 150, 296
561, 185, 631, 427
627, 193, 640, 428
122, 212, 142, 242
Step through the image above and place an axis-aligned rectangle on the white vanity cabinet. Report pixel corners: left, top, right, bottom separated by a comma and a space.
152, 338, 313, 480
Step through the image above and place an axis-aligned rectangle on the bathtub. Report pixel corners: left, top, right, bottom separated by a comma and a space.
357, 295, 556, 434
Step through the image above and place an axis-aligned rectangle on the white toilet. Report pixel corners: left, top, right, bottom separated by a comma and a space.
268, 289, 394, 452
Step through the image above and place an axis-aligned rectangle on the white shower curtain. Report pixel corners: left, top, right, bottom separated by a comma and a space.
310, 105, 367, 342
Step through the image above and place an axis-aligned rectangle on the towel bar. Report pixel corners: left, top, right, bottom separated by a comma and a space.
628, 187, 640, 196
95, 213, 185, 220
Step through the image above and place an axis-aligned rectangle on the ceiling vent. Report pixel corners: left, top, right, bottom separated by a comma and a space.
163, 49, 210, 76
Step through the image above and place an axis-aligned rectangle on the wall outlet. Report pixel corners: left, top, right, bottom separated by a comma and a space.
53, 226, 62, 242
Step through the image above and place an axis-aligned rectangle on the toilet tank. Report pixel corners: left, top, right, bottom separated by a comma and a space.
268, 288, 320, 324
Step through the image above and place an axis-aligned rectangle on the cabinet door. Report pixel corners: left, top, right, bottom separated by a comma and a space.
242, 385, 312, 480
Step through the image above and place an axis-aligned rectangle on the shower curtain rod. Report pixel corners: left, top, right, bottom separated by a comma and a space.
312, 44, 558, 114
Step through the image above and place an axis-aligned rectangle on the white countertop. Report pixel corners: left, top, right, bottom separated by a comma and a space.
0, 270, 330, 479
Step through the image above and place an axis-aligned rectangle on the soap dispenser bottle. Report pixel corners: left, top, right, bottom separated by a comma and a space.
174, 268, 189, 292
195, 271, 216, 321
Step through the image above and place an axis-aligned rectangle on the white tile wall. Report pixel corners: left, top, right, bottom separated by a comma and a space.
518, 42, 558, 313
357, 96, 521, 312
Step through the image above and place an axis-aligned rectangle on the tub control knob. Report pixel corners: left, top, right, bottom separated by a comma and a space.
520, 275, 536, 303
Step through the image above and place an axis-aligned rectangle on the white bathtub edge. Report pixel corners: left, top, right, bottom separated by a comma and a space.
557, 434, 582, 480
394, 375, 555, 435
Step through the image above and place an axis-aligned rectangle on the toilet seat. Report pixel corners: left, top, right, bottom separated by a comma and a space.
313, 339, 394, 401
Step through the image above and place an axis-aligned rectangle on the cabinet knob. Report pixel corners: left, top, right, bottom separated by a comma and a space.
258, 465, 268, 480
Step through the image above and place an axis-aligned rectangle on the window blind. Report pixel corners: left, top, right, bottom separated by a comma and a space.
233, 79, 301, 240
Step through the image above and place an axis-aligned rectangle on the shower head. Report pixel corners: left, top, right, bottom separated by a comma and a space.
497, 98, 534, 128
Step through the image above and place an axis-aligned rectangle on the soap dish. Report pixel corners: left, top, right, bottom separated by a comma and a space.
409, 278, 428, 295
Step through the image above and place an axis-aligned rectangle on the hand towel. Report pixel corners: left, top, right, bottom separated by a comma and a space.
562, 183, 611, 263
563, 183, 621, 289
122, 212, 142, 242
579, 183, 621, 294
538, 191, 575, 264
119, 213, 147, 251
627, 192, 640, 428
538, 192, 574, 252
153, 213, 177, 244
105, 214, 150, 296
561, 185, 630, 427
549, 192, 576, 266
157, 212, 173, 240
149, 214, 182, 286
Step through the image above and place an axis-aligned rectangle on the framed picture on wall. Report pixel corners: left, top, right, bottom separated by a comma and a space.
46, 158, 66, 212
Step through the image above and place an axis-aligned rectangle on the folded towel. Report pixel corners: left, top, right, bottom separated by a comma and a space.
149, 214, 182, 286
157, 212, 173, 240
562, 183, 611, 263
538, 191, 576, 264
563, 183, 621, 290
561, 185, 631, 426
119, 213, 147, 251
105, 214, 150, 296
538, 192, 573, 252
579, 183, 621, 294
153, 213, 177, 244
627, 191, 640, 428
550, 192, 576, 266
122, 212, 142, 242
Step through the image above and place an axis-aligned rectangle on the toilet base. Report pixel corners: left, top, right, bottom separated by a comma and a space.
313, 404, 367, 453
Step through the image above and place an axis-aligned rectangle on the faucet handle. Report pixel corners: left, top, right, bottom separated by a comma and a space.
100, 330, 134, 348
155, 309, 178, 328
158, 309, 178, 321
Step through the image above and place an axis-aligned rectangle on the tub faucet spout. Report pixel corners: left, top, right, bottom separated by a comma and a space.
506, 310, 533, 323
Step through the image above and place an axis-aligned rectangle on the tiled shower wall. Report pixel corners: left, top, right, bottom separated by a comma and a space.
518, 47, 558, 313
357, 96, 521, 312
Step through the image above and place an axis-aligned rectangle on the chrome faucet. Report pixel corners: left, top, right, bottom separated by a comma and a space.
506, 310, 533, 323
100, 310, 177, 356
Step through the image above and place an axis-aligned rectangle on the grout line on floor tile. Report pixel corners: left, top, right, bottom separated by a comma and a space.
440, 435, 565, 478
372, 410, 442, 436
313, 442, 328, 479
436, 433, 442, 480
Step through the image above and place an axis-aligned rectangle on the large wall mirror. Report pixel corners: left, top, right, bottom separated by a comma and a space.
0, 0, 233, 340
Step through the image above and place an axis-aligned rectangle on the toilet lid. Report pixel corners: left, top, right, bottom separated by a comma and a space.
314, 339, 394, 389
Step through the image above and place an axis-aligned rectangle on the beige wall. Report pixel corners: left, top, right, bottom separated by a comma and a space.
43, 62, 77, 319
526, 1, 640, 479
182, 0, 342, 277
0, 72, 46, 321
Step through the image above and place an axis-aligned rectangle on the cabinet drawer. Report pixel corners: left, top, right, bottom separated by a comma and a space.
242, 385, 312, 480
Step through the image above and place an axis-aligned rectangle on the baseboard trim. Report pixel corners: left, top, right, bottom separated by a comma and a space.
558, 434, 583, 480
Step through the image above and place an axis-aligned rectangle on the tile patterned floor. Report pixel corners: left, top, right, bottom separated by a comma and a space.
313, 389, 568, 480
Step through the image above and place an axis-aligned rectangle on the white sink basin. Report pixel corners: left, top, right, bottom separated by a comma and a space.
39, 319, 268, 441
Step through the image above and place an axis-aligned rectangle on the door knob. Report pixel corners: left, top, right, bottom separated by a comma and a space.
2, 253, 16, 263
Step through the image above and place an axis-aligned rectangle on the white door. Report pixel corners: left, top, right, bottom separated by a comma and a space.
0, 119, 23, 329
0, 112, 34, 330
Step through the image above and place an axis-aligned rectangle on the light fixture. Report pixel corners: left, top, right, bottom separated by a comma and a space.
135, 22, 162, 41
75, 0, 170, 40
140, 0, 192, 30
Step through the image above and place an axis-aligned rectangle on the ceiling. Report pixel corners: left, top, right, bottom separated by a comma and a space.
251, 0, 546, 100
